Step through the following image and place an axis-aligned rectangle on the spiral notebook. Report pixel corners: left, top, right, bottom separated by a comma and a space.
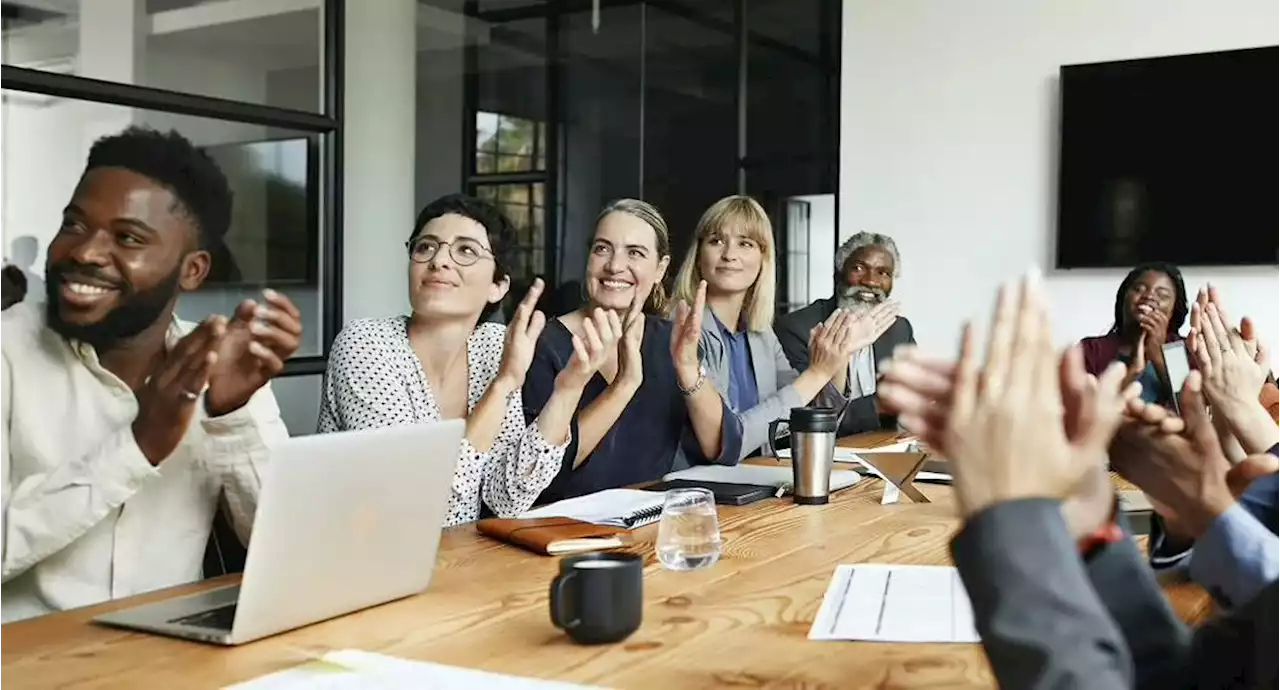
518, 489, 665, 529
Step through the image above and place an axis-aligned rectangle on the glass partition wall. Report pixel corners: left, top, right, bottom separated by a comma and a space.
464, 0, 840, 317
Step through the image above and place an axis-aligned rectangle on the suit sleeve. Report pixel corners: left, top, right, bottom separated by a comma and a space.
773, 316, 811, 372
1186, 582, 1278, 689
951, 499, 1133, 690
1082, 522, 1192, 690
836, 318, 915, 437
728, 336, 805, 460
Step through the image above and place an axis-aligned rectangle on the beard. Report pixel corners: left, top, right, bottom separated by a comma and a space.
836, 283, 888, 313
45, 261, 182, 351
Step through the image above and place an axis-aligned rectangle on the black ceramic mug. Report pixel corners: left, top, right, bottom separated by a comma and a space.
549, 552, 643, 644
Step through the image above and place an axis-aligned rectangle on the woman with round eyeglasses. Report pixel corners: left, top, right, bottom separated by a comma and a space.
523, 199, 743, 503
318, 194, 617, 526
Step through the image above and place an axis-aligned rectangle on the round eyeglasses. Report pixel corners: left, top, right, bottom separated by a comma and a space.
406, 237, 495, 267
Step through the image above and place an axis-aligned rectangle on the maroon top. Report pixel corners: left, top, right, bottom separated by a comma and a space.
1078, 331, 1184, 376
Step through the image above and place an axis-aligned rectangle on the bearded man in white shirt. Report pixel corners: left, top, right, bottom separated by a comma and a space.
1, 127, 301, 622
774, 232, 915, 437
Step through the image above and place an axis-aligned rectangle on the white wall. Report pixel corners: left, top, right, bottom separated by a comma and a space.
841, 0, 1279, 365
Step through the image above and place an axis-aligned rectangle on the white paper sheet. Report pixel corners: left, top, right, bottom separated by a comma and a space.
227, 650, 603, 690
840, 441, 916, 454
664, 464, 860, 494
809, 564, 979, 643
774, 447, 864, 463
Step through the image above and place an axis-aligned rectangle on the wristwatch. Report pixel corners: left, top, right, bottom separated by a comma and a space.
678, 364, 708, 396
1077, 495, 1125, 562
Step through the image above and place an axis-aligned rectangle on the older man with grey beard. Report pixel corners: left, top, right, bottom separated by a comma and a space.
774, 232, 915, 436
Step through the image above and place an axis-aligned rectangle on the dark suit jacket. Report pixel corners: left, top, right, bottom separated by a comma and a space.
952, 498, 1278, 690
773, 297, 915, 436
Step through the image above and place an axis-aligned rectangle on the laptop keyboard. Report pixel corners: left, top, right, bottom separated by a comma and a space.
168, 603, 237, 630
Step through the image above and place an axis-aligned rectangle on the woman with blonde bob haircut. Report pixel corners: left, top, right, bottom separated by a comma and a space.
672, 195, 895, 460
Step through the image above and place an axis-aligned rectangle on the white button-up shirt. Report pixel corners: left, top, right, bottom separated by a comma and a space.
848, 346, 878, 400
1, 302, 288, 622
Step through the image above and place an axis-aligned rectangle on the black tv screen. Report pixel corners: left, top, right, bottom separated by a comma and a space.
1056, 47, 1278, 268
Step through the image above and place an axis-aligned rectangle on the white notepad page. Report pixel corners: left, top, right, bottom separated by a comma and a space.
809, 564, 979, 643
518, 489, 664, 528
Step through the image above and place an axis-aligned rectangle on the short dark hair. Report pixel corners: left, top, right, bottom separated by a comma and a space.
83, 127, 232, 249
411, 194, 518, 283
411, 194, 519, 320
1109, 261, 1188, 336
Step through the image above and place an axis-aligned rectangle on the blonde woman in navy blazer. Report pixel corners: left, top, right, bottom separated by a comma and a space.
669, 196, 898, 461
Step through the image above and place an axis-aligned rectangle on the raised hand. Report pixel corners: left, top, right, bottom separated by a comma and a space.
1059, 345, 1140, 460
1237, 316, 1273, 378
1055, 346, 1140, 538
670, 279, 706, 389
616, 288, 648, 387
1136, 300, 1169, 356
875, 346, 956, 446
1126, 330, 1148, 382
1110, 372, 1235, 539
557, 307, 623, 390
135, 317, 226, 464
938, 271, 1079, 517
847, 300, 901, 351
1189, 287, 1268, 410
205, 290, 302, 417
808, 309, 854, 380
495, 278, 548, 389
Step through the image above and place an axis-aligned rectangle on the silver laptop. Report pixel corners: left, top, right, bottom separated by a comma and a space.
93, 420, 465, 645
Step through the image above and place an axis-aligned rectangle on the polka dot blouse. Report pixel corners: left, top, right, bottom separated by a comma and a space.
317, 317, 568, 526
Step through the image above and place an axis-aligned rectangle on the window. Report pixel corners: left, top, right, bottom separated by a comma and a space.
1, 0, 342, 372
475, 181, 545, 277
470, 110, 548, 286
475, 111, 546, 174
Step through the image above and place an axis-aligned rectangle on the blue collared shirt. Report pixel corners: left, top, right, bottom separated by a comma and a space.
1189, 501, 1280, 608
712, 314, 758, 413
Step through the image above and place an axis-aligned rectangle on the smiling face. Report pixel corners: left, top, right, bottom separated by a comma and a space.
44, 167, 209, 348
407, 212, 508, 321
1122, 269, 1176, 331
585, 211, 670, 311
697, 225, 763, 297
836, 244, 895, 310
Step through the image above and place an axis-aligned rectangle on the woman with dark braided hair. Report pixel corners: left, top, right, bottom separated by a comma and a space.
1078, 262, 1188, 405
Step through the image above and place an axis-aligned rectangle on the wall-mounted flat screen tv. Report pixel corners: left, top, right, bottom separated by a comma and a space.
1056, 47, 1278, 268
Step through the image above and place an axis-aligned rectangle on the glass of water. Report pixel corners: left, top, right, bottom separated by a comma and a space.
655, 488, 722, 571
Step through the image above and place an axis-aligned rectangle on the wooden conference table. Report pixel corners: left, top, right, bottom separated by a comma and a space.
1, 431, 1212, 689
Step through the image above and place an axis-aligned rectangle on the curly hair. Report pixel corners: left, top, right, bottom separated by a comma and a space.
83, 127, 232, 250
1108, 261, 1188, 337
410, 194, 519, 320
835, 231, 901, 279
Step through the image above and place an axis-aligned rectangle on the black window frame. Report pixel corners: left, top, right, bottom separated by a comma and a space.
463, 0, 841, 312
0, 0, 346, 377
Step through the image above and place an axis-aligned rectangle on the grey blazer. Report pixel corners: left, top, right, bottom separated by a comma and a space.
774, 297, 916, 437
682, 306, 844, 464
951, 498, 1278, 690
